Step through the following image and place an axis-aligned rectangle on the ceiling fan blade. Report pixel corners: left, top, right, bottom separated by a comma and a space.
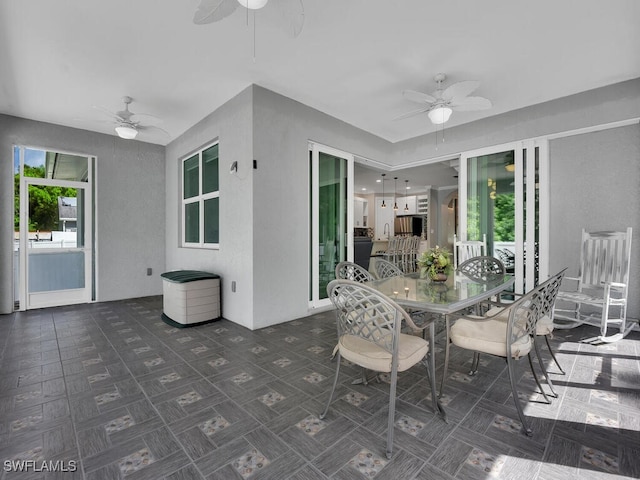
451, 96, 492, 111
193, 0, 238, 25
139, 125, 171, 137
92, 105, 124, 122
402, 89, 436, 105
280, 0, 305, 37
442, 80, 480, 101
393, 106, 431, 121
130, 113, 162, 126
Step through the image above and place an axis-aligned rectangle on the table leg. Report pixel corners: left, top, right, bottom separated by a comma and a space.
427, 322, 447, 421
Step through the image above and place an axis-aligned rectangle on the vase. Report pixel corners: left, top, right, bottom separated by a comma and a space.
431, 272, 448, 282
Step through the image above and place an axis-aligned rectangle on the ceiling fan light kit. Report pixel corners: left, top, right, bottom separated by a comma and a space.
115, 125, 138, 139
237, 0, 268, 9
93, 95, 167, 140
398, 72, 491, 128
428, 106, 453, 125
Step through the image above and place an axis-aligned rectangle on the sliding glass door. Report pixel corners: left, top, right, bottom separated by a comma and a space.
309, 143, 354, 308
459, 141, 548, 293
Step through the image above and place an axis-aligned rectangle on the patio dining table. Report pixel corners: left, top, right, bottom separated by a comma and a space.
366, 271, 515, 408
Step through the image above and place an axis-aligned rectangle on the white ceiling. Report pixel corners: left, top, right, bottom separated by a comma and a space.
1, 0, 639, 188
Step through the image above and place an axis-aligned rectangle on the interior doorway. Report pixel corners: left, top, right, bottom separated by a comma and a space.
309, 143, 354, 308
459, 141, 549, 293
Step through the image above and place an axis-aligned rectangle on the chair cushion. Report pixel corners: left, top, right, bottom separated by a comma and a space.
450, 316, 532, 359
338, 333, 429, 373
486, 306, 553, 336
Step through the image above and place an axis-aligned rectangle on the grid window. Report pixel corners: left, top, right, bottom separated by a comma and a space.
182, 143, 219, 248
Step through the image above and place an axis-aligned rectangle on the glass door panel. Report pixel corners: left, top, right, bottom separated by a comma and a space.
310, 144, 353, 308
466, 150, 516, 257
462, 142, 547, 294
26, 185, 90, 307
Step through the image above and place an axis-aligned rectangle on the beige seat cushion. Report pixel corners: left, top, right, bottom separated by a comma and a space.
338, 333, 429, 373
450, 316, 532, 358
486, 306, 553, 336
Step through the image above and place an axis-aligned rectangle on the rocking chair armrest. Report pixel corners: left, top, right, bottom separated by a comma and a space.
604, 281, 627, 298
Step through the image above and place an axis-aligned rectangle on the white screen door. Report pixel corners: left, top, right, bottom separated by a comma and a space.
17, 147, 94, 309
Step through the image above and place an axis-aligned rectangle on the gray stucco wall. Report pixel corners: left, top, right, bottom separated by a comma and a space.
549, 124, 640, 319
164, 87, 255, 329
0, 115, 165, 313
251, 85, 395, 328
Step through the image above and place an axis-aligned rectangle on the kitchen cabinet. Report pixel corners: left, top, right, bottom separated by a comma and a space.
417, 194, 429, 215
396, 195, 417, 215
354, 197, 368, 227
374, 197, 394, 240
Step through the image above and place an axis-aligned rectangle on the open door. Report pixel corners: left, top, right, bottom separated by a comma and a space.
309, 143, 354, 308
16, 147, 94, 309
459, 141, 549, 293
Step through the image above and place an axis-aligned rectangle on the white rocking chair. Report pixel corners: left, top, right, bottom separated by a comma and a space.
453, 233, 487, 268
553, 228, 634, 343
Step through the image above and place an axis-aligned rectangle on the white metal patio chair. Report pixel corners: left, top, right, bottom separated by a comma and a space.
321, 279, 445, 458
335, 261, 374, 283
374, 258, 430, 322
453, 233, 487, 268
441, 269, 566, 436
480, 268, 568, 397
553, 228, 633, 343
373, 258, 404, 279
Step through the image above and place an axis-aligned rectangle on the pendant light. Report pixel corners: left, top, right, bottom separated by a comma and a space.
393, 177, 398, 211
380, 174, 386, 208
404, 180, 410, 212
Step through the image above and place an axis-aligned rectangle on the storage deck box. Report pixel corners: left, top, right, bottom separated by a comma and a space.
161, 270, 221, 327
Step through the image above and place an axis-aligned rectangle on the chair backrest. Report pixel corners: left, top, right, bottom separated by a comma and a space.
453, 233, 487, 267
335, 261, 374, 283
457, 256, 505, 281
577, 228, 632, 292
374, 258, 404, 279
326, 279, 412, 355
505, 269, 566, 355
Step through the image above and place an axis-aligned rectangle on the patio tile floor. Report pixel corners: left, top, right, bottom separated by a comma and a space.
0, 296, 638, 479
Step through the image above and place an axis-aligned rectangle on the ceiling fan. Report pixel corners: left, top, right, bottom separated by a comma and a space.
193, 0, 305, 38
93, 96, 167, 140
396, 73, 492, 125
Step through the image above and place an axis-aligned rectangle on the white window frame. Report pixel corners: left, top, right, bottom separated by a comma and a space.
181, 141, 219, 249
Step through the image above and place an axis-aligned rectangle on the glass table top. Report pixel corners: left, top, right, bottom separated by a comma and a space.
367, 272, 515, 315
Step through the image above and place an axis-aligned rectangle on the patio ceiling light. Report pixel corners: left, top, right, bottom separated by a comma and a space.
237, 0, 269, 9
428, 106, 453, 125
115, 125, 138, 140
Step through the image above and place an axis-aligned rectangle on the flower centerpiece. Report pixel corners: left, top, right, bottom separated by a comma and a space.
417, 245, 452, 281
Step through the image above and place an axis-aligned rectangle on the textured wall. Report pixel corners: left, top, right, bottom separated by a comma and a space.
0, 115, 165, 314
164, 87, 255, 328
549, 124, 640, 319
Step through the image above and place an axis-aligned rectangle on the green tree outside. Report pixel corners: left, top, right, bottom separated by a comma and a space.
494, 193, 515, 241
14, 165, 77, 231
